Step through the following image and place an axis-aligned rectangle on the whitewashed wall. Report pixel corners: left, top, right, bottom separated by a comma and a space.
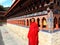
39, 31, 60, 45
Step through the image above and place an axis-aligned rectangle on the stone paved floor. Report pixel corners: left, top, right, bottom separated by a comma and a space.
0, 29, 4, 45
1, 23, 60, 45
0, 25, 26, 45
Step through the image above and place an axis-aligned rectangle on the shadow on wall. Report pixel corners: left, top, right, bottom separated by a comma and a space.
0, 31, 4, 45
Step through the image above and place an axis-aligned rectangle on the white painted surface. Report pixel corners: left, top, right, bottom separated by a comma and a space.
0, 23, 60, 45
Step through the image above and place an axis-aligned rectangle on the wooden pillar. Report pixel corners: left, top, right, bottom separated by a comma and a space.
22, 20, 23, 25
20, 20, 21, 25
24, 20, 25, 26
46, 18, 48, 30
27, 19, 29, 27
23, 20, 24, 26
21, 20, 22, 25
19, 20, 20, 25
56, 23, 59, 29
26, 19, 27, 26
29, 19, 30, 27
22, 20, 23, 26
40, 18, 42, 30
56, 19, 59, 29
35, 18, 37, 24
38, 17, 41, 30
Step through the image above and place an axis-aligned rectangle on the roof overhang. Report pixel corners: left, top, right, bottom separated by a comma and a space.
5, 0, 20, 16
0, 11, 6, 16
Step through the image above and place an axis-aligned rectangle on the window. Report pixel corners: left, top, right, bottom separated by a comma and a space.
27, 19, 29, 26
56, 0, 60, 6
54, 0, 56, 3
24, 20, 25, 25
42, 17, 47, 28
37, 18, 40, 27
54, 17, 57, 28
58, 17, 60, 28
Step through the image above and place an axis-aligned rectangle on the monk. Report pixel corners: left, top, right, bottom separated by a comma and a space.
28, 18, 39, 45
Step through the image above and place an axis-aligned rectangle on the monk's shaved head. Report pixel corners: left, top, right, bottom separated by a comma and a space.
31, 18, 35, 22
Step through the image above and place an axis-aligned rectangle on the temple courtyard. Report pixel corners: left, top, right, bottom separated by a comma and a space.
0, 23, 60, 45
0, 24, 28, 45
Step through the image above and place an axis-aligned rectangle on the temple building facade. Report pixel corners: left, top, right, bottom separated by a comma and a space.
4, 0, 60, 45
5, 0, 60, 30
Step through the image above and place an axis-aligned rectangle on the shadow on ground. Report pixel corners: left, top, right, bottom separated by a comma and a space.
0, 30, 4, 45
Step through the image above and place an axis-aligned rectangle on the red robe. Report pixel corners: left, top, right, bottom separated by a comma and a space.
28, 22, 39, 45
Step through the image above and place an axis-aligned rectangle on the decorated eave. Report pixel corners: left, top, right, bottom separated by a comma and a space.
5, 0, 33, 17
5, 0, 20, 16
5, 0, 54, 18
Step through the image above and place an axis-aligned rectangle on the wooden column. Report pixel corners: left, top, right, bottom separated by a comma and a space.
40, 18, 42, 30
